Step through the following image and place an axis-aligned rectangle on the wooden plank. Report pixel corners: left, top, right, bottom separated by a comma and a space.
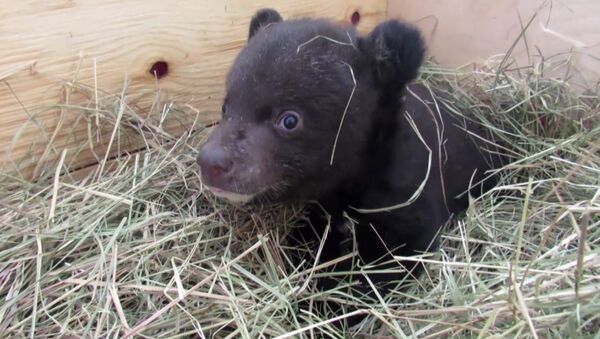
0, 0, 386, 179
389, 0, 600, 91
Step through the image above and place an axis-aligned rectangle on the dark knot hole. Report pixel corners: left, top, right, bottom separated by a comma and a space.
149, 61, 169, 79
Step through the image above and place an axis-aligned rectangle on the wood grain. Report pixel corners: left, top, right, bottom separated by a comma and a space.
0, 0, 386, 179
389, 0, 600, 92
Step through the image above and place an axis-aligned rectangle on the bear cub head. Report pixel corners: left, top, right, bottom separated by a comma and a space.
197, 9, 425, 204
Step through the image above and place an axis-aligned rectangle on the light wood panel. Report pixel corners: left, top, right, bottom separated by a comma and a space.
389, 0, 600, 91
0, 0, 386, 179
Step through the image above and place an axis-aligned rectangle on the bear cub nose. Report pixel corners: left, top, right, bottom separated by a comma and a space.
196, 144, 233, 184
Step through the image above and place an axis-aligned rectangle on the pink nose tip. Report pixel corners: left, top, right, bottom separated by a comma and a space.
196, 145, 233, 183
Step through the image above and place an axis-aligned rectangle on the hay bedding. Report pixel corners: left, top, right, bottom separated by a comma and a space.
0, 59, 599, 338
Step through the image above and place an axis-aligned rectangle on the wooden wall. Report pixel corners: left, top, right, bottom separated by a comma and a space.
388, 0, 600, 92
0, 0, 386, 179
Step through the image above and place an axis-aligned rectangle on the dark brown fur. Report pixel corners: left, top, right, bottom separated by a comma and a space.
197, 9, 502, 293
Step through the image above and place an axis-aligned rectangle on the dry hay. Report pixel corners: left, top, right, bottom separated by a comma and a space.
0, 57, 599, 338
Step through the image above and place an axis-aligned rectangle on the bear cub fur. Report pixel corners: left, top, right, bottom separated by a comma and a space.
197, 9, 500, 290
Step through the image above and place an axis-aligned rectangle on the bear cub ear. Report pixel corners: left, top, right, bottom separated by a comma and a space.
248, 8, 283, 41
359, 20, 426, 92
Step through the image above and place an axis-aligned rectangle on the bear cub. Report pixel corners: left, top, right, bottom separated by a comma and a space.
197, 9, 500, 290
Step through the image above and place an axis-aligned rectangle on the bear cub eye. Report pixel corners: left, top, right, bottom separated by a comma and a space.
276, 111, 302, 131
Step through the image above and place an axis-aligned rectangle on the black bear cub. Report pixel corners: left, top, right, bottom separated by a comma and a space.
197, 9, 500, 290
